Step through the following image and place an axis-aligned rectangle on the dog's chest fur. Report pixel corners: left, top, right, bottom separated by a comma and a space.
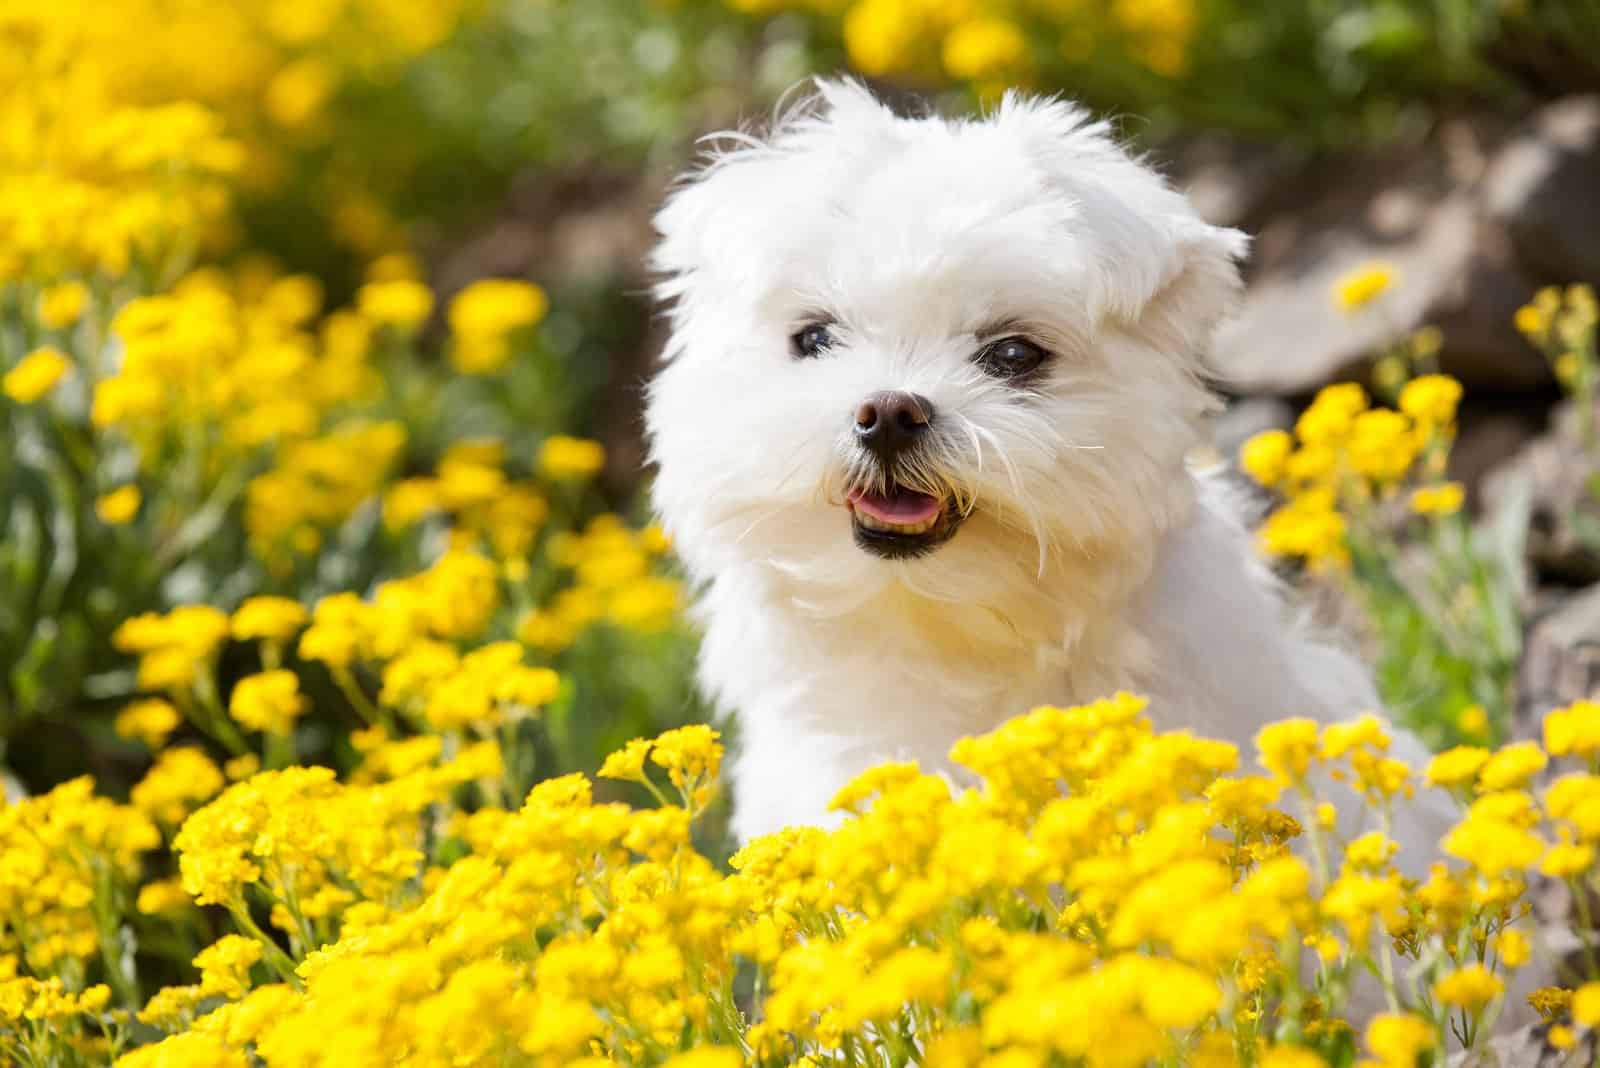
697, 477, 1388, 844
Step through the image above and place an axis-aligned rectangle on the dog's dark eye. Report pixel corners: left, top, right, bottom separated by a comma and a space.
791, 323, 834, 359
975, 336, 1048, 378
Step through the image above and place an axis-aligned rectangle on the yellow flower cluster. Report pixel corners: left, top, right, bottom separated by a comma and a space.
1240, 376, 1463, 569
13, 694, 1600, 1066
0, 0, 471, 288
519, 514, 680, 651
448, 278, 549, 374
384, 439, 553, 562
1516, 284, 1598, 446
730, 0, 1196, 88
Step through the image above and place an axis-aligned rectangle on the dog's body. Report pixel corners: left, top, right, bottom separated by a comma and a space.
693, 474, 1405, 842
646, 80, 1455, 855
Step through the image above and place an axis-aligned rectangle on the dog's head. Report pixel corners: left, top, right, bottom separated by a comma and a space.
647, 80, 1246, 616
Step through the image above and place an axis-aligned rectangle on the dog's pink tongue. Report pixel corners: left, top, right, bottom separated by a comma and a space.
849, 488, 942, 525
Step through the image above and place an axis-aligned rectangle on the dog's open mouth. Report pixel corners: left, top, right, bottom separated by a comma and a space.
846, 484, 963, 558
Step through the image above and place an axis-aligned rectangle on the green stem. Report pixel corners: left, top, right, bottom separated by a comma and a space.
228, 901, 302, 988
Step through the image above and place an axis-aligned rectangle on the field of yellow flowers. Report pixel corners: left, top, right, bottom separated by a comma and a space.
6, 1, 1600, 1066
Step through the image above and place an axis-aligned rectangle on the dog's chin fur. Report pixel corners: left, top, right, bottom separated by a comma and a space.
645, 79, 1459, 867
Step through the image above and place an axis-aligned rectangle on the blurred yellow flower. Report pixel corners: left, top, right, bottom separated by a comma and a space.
229, 670, 308, 735
1398, 373, 1462, 429
539, 435, 606, 480
1238, 428, 1292, 488
1545, 699, 1600, 758
942, 18, 1027, 80
1478, 741, 1548, 791
1425, 745, 1489, 788
449, 279, 546, 339
231, 596, 309, 643
1410, 482, 1464, 517
1334, 262, 1396, 312
1514, 301, 1549, 338
266, 58, 335, 128
1434, 963, 1503, 1008
4, 346, 71, 403
843, 0, 925, 77
357, 279, 434, 331
1572, 982, 1600, 1027
1458, 704, 1489, 737
1364, 1012, 1434, 1066
38, 281, 89, 329
96, 485, 142, 524
115, 698, 182, 750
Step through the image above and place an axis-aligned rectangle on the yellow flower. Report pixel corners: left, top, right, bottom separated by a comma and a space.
1346, 409, 1419, 484
1239, 429, 1293, 488
1515, 301, 1549, 337
1425, 746, 1489, 789
1478, 742, 1548, 791
265, 58, 335, 128
357, 279, 434, 331
1493, 927, 1531, 968
1295, 383, 1369, 445
4, 346, 71, 404
38, 281, 89, 329
133, 748, 224, 827
1545, 699, 1600, 758
137, 878, 192, 916
539, 435, 606, 480
1434, 963, 1503, 1008
1257, 491, 1347, 568
1540, 840, 1594, 878
115, 699, 182, 750
1364, 1012, 1434, 1066
942, 18, 1027, 80
228, 671, 307, 735
598, 738, 653, 784
1528, 986, 1573, 1021
231, 597, 309, 643
96, 485, 142, 524
1398, 373, 1462, 429
1256, 718, 1321, 784
1458, 704, 1489, 737
1411, 325, 1443, 360
1571, 981, 1600, 1027
1443, 812, 1544, 876
1409, 482, 1464, 516
843, 0, 925, 77
448, 279, 546, 364
193, 935, 262, 1000
1334, 262, 1396, 312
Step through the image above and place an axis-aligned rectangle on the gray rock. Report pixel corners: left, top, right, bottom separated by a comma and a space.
1208, 116, 1550, 395
1206, 396, 1293, 462
1161, 134, 1305, 231
1484, 96, 1600, 284
1518, 582, 1600, 730
1483, 401, 1600, 585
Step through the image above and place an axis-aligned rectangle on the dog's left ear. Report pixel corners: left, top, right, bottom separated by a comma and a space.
997, 93, 1248, 366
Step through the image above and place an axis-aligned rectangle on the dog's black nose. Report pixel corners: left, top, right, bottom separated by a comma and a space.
853, 391, 933, 461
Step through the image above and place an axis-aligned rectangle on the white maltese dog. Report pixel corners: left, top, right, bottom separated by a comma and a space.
645, 80, 1456, 857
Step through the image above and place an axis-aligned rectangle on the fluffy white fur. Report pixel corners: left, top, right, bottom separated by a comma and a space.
645, 80, 1457, 862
